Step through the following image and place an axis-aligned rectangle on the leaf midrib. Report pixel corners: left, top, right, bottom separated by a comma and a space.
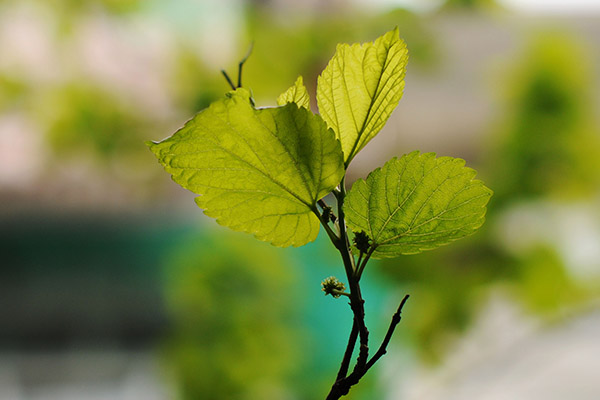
345, 40, 396, 165
209, 103, 318, 209
196, 134, 313, 209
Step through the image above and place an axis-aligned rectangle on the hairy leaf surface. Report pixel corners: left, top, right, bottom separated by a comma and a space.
277, 76, 310, 109
344, 152, 492, 258
317, 28, 408, 165
149, 88, 344, 247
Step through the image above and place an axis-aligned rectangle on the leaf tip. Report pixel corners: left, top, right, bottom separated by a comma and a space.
145, 140, 163, 159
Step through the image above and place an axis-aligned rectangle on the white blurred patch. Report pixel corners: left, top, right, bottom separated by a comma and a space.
500, 0, 600, 14
0, 2, 60, 82
193, 0, 243, 68
495, 200, 600, 281
70, 13, 176, 117
387, 294, 600, 400
0, 113, 45, 188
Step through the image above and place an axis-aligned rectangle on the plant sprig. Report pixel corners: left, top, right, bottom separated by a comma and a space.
149, 28, 492, 399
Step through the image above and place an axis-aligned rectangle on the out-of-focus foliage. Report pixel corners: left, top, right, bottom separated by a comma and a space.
45, 84, 149, 160
0, 75, 27, 110
162, 229, 395, 399
37, 0, 142, 15
168, 6, 437, 113
0, 1, 437, 200
490, 32, 600, 205
441, 0, 499, 11
508, 245, 589, 314
243, 6, 437, 104
170, 47, 228, 114
5, 0, 598, 393
162, 231, 303, 400
379, 234, 508, 362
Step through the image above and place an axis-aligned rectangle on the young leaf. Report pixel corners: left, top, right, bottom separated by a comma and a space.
277, 76, 310, 109
148, 88, 344, 247
344, 152, 492, 258
317, 27, 409, 165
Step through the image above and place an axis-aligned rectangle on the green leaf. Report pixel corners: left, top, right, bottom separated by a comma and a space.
316, 27, 409, 165
148, 88, 344, 247
277, 76, 310, 109
344, 152, 492, 258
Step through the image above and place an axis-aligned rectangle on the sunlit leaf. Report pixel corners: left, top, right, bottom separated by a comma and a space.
277, 76, 310, 109
317, 27, 408, 165
344, 152, 492, 258
149, 88, 344, 247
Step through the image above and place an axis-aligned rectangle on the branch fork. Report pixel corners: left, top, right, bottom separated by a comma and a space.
314, 177, 410, 400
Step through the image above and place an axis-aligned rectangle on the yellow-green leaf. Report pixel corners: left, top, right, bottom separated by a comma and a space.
277, 76, 310, 109
317, 27, 409, 165
344, 152, 492, 258
148, 88, 344, 247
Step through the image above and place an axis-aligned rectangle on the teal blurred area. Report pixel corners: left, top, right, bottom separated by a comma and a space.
1, 0, 600, 399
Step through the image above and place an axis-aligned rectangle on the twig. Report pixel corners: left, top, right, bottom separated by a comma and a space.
365, 294, 410, 370
221, 42, 254, 90
318, 177, 410, 400
313, 206, 340, 246
336, 319, 358, 382
356, 246, 376, 280
355, 251, 364, 275
221, 70, 236, 90
237, 42, 254, 88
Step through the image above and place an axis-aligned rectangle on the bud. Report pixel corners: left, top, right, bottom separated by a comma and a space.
321, 205, 337, 223
353, 231, 371, 253
321, 276, 347, 298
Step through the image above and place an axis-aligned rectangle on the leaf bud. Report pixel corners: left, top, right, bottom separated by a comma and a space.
321, 276, 347, 298
353, 231, 371, 253
322, 205, 337, 223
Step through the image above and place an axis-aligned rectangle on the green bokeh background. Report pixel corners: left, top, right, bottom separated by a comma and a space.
1, 0, 599, 399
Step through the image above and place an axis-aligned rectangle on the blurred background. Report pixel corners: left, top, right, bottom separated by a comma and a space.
1, 0, 600, 399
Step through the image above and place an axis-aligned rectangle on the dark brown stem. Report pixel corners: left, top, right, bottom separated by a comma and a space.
365, 294, 410, 370
356, 246, 377, 280
326, 295, 409, 400
320, 178, 409, 400
221, 70, 236, 90
336, 319, 358, 382
333, 180, 369, 372
237, 42, 254, 88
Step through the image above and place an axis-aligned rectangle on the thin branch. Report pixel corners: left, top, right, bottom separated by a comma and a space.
332, 290, 350, 298
333, 181, 356, 272
365, 294, 410, 371
348, 300, 371, 378
237, 42, 254, 88
355, 251, 364, 275
220, 42, 253, 91
336, 318, 358, 382
356, 246, 377, 280
221, 70, 236, 90
313, 207, 341, 246
323, 178, 409, 399
334, 178, 369, 373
